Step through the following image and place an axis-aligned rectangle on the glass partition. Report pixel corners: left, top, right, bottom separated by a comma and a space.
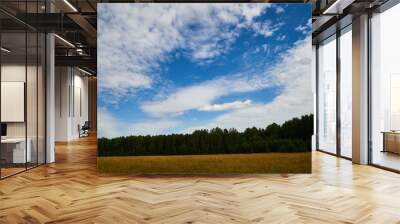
1, 31, 28, 177
370, 3, 400, 171
0, 2, 46, 179
317, 35, 337, 154
339, 27, 352, 158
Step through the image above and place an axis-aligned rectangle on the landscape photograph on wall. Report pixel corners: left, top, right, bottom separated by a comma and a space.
97, 3, 313, 174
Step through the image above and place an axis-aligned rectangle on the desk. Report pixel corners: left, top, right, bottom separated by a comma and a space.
1, 138, 31, 163
382, 131, 400, 154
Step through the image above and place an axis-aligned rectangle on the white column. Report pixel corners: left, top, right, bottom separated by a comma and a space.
352, 14, 369, 164
46, 34, 55, 163
46, 32, 55, 163
45, 0, 56, 163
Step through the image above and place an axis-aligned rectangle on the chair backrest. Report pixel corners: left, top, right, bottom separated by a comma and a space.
82, 121, 90, 129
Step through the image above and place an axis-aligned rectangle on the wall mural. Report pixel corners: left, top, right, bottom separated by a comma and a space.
97, 3, 313, 174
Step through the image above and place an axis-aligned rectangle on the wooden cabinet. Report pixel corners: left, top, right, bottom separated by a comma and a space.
382, 132, 400, 154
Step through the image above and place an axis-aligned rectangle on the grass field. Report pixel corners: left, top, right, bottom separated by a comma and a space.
97, 152, 311, 174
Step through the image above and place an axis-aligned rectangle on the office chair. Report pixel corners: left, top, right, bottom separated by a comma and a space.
79, 121, 90, 138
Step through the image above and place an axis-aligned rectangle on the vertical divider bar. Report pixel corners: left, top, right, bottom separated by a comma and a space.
336, 27, 341, 157
73, 68, 75, 118
60, 68, 62, 117
44, 7, 47, 165
0, 21, 2, 179
36, 0, 39, 167
367, 11, 373, 164
25, 0, 28, 171
69, 69, 71, 118
316, 44, 320, 150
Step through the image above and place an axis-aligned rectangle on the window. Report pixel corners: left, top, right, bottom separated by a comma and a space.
370, 2, 400, 171
317, 35, 337, 154
339, 27, 352, 158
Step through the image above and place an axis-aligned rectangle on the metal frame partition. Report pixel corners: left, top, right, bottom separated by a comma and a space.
0, 0, 48, 180
366, 0, 400, 173
315, 44, 319, 151
315, 22, 353, 161
367, 10, 373, 166
338, 24, 354, 160
315, 0, 400, 173
315, 31, 339, 157
0, 21, 2, 179
336, 28, 341, 159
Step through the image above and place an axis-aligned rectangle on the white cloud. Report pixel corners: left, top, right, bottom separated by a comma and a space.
98, 107, 179, 137
98, 3, 272, 103
275, 6, 285, 14
199, 100, 252, 112
98, 107, 124, 138
295, 23, 311, 35
251, 21, 284, 38
140, 74, 272, 117
261, 44, 269, 53
276, 34, 286, 41
98, 4, 312, 137
100, 36, 312, 137
182, 36, 313, 133
140, 38, 311, 122
130, 120, 180, 136
239, 4, 271, 23
295, 25, 308, 32
307, 18, 312, 26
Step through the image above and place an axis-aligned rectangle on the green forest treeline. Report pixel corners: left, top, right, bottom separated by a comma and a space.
98, 114, 313, 157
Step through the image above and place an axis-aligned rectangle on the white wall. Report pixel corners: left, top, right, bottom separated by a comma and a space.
55, 67, 70, 141
71, 72, 89, 138
1, 65, 41, 137
1, 63, 46, 164
55, 67, 89, 141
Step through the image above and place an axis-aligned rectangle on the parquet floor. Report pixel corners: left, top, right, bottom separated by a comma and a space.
1, 135, 400, 223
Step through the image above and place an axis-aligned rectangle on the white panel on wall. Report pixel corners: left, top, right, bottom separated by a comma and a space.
1, 82, 25, 122
75, 86, 81, 118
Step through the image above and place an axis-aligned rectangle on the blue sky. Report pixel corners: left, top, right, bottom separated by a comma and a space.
98, 3, 313, 138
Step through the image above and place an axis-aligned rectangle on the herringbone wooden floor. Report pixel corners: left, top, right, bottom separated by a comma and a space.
1, 135, 400, 224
